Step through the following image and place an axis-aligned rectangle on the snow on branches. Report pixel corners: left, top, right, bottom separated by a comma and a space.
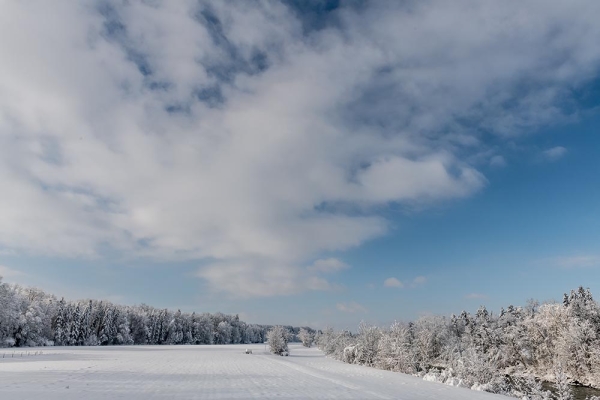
317, 287, 600, 398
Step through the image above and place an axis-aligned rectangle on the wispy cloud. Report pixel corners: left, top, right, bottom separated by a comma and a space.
384, 277, 404, 288
336, 301, 367, 313
411, 276, 427, 288
465, 293, 488, 300
307, 258, 349, 274
542, 146, 567, 161
383, 276, 426, 289
548, 255, 600, 269
0, 265, 24, 279
489, 155, 507, 168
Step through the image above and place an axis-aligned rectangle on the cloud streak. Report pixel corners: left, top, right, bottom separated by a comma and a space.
549, 255, 600, 269
411, 276, 427, 288
465, 293, 488, 300
1, 1, 599, 296
0, 265, 23, 279
384, 277, 404, 288
336, 301, 367, 314
542, 146, 568, 161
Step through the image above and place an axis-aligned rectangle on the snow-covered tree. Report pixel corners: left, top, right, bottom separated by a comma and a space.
230, 315, 242, 344
353, 322, 381, 367
78, 300, 92, 345
215, 321, 232, 344
170, 309, 185, 344
298, 328, 314, 347
375, 321, 417, 373
0, 282, 279, 349
553, 363, 573, 400
267, 326, 289, 355
411, 316, 445, 371
53, 298, 68, 346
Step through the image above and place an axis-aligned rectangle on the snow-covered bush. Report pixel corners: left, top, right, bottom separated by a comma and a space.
318, 328, 354, 360
507, 376, 552, 400
450, 347, 499, 388
354, 322, 381, 367
375, 321, 418, 374
298, 328, 314, 347
553, 363, 573, 400
343, 344, 358, 363
422, 369, 442, 383
411, 316, 446, 372
267, 326, 289, 356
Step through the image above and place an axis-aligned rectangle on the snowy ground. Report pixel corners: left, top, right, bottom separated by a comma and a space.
0, 344, 507, 399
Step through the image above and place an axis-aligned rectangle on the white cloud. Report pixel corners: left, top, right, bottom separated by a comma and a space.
197, 258, 331, 298
465, 293, 488, 300
197, 256, 348, 298
549, 255, 600, 269
0, 265, 23, 279
411, 276, 427, 287
0, 2, 599, 296
336, 301, 367, 313
384, 277, 404, 288
490, 155, 507, 168
384, 275, 425, 288
542, 146, 567, 161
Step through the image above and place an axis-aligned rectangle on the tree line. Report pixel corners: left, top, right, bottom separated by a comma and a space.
316, 287, 600, 399
0, 277, 309, 348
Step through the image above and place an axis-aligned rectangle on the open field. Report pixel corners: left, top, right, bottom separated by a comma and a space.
0, 344, 507, 399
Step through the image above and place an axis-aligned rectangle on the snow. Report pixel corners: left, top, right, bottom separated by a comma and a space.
0, 344, 508, 399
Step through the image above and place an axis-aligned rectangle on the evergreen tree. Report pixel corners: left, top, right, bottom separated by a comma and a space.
53, 298, 67, 346
78, 300, 92, 345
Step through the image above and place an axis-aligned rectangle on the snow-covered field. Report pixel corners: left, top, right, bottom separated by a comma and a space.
0, 344, 506, 399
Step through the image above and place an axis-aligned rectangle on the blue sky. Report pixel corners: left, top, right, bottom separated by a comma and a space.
1, 1, 600, 330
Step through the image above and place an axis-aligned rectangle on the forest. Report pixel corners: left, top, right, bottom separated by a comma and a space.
316, 287, 600, 399
0, 277, 307, 348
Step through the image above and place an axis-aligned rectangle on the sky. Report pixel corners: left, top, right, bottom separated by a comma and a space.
0, 0, 599, 330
